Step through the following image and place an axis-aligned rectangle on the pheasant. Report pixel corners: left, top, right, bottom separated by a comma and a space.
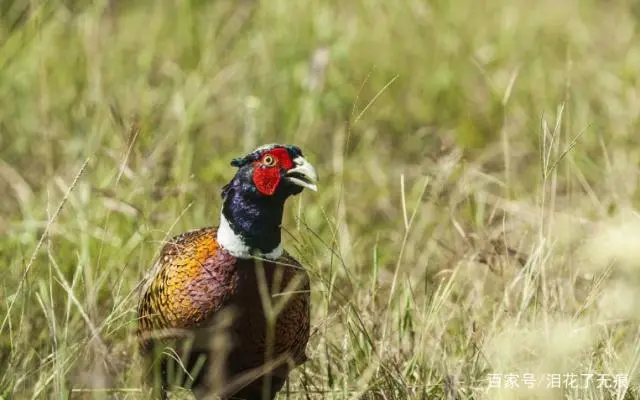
136, 144, 318, 399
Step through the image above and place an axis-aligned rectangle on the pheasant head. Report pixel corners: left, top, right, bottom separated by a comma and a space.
217, 144, 318, 260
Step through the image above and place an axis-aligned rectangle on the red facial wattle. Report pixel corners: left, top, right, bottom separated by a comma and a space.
252, 149, 294, 196
253, 167, 281, 195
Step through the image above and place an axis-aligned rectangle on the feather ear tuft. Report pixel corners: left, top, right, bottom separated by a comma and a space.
230, 151, 260, 168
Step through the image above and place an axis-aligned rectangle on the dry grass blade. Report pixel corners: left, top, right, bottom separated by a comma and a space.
1, 159, 89, 336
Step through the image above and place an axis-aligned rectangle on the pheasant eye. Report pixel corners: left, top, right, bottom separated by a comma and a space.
262, 154, 276, 166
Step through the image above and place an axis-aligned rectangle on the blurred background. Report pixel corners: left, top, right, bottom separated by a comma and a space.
2, 0, 640, 399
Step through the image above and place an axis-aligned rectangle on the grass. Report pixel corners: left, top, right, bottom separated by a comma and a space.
2, 0, 640, 398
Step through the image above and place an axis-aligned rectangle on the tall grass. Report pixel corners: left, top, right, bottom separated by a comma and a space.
2, 0, 640, 399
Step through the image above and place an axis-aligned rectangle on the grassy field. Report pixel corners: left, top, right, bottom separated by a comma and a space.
2, 0, 640, 399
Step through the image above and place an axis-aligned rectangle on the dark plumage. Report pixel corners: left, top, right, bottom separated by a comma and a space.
136, 144, 318, 399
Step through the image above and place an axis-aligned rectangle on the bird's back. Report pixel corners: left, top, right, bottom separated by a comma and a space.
137, 227, 310, 399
